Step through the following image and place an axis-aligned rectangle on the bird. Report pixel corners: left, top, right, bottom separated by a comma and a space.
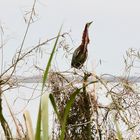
71, 21, 92, 69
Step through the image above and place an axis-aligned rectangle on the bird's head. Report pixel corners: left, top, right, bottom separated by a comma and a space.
86, 21, 93, 28
81, 21, 93, 46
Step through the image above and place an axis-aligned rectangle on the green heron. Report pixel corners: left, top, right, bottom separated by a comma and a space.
71, 21, 92, 69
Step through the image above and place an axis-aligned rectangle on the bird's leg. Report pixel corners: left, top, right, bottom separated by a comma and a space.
81, 66, 92, 77
72, 68, 77, 75
81, 66, 86, 73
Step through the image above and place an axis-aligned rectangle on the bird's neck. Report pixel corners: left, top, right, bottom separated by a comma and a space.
81, 25, 90, 49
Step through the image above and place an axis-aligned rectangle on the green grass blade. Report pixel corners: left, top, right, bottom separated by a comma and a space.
41, 94, 49, 140
42, 25, 62, 89
60, 88, 81, 140
35, 102, 41, 140
35, 26, 62, 140
49, 94, 61, 122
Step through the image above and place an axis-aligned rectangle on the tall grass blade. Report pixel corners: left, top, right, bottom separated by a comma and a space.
42, 25, 63, 89
41, 94, 49, 140
35, 26, 62, 140
60, 88, 81, 140
49, 94, 61, 122
35, 102, 41, 140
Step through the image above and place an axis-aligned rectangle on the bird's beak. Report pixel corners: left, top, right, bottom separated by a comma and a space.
87, 21, 93, 28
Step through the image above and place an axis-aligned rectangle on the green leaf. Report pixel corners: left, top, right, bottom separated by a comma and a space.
35, 25, 62, 140
41, 94, 49, 140
42, 25, 62, 90
49, 94, 61, 122
35, 102, 41, 140
60, 88, 81, 140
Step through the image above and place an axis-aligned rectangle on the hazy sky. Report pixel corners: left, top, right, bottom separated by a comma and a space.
0, 0, 140, 75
